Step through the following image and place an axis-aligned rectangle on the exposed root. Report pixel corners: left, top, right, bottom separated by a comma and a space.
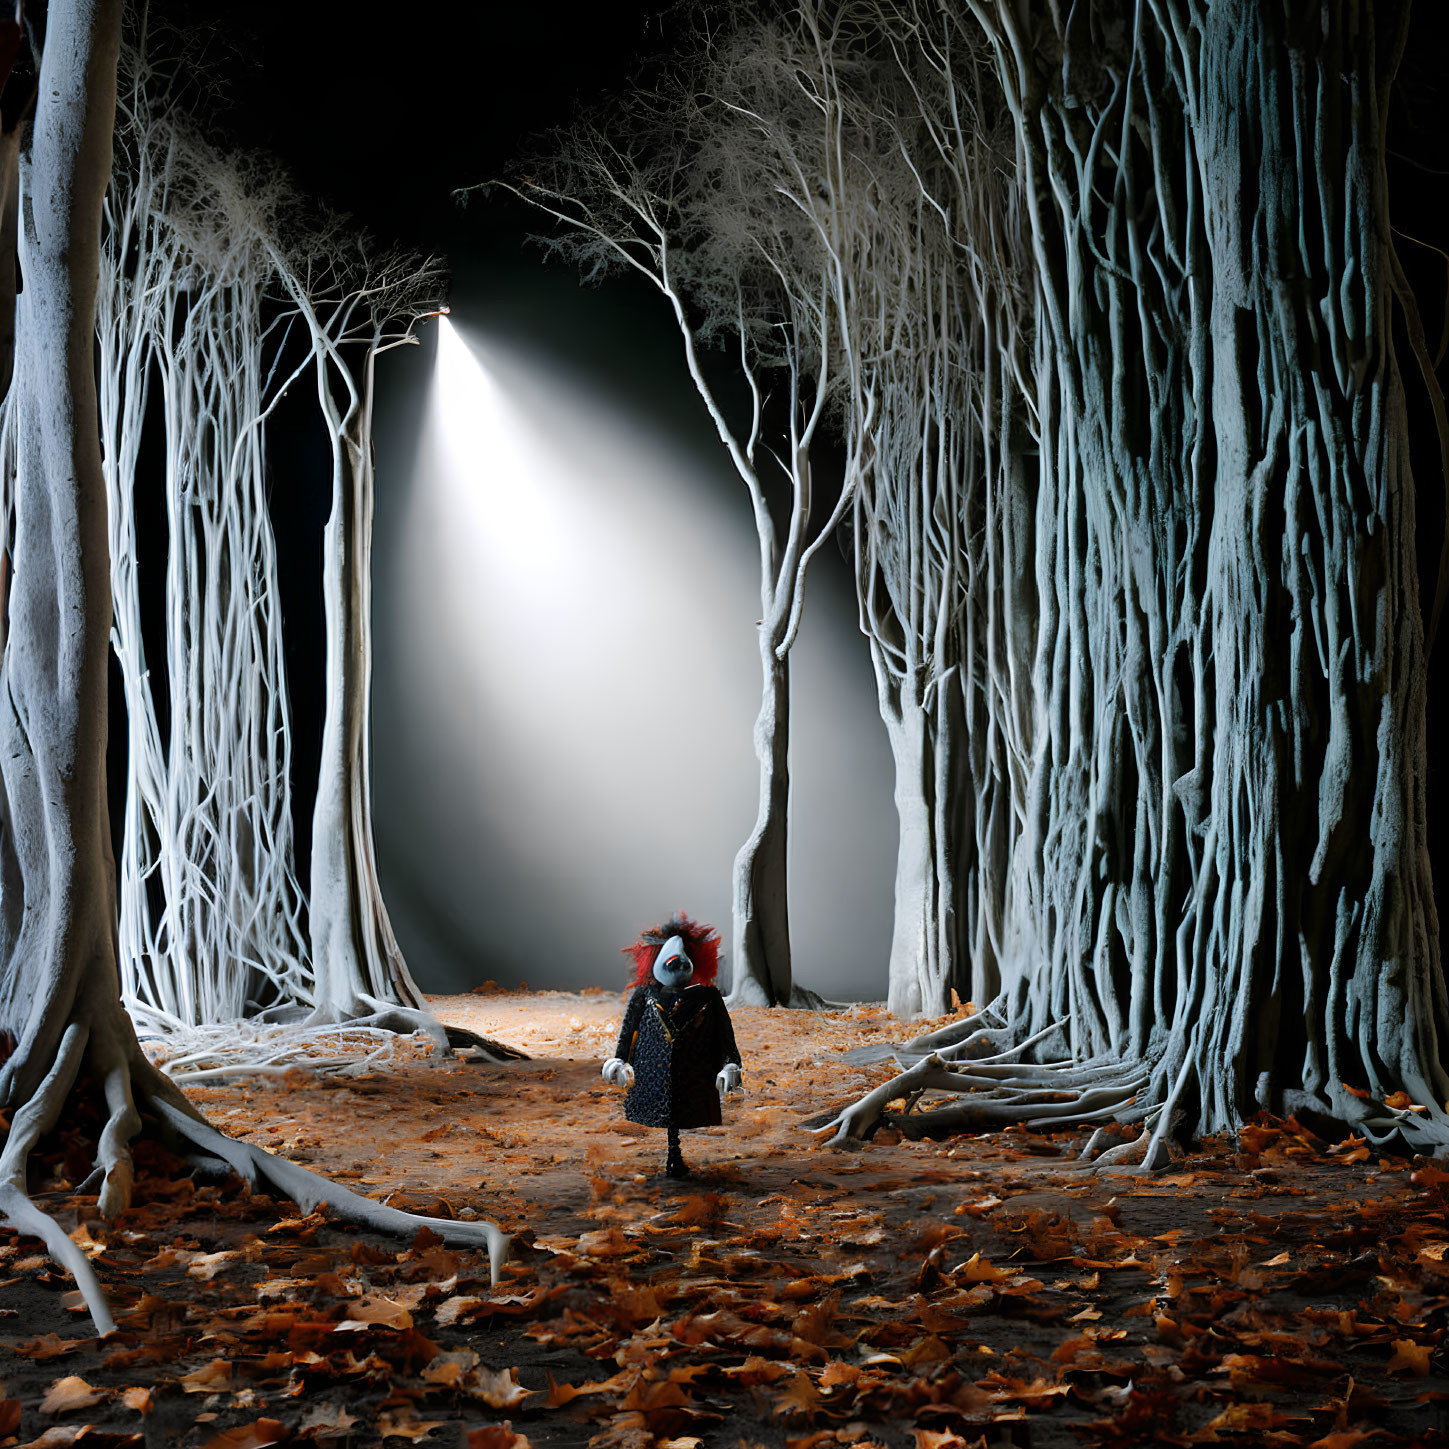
814, 1031, 1148, 1148
839, 1002, 1034, 1069
136, 1009, 526, 1085
0, 1022, 118, 1335
1, 1011, 513, 1337
146, 1092, 511, 1284
321, 994, 528, 1064
821, 1004, 1449, 1169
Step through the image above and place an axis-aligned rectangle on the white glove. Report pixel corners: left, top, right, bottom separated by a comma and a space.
602, 1057, 634, 1088
715, 1062, 742, 1097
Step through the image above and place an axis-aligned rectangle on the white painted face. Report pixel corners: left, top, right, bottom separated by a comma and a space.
652, 934, 694, 989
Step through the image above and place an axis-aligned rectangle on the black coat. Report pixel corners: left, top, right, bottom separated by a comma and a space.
615, 982, 742, 1130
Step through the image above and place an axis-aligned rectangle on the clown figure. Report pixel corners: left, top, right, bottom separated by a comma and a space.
602, 913, 742, 1178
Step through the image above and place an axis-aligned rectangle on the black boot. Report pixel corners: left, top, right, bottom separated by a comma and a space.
664, 1126, 690, 1179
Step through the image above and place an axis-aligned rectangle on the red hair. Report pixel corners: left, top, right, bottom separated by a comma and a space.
622, 912, 721, 987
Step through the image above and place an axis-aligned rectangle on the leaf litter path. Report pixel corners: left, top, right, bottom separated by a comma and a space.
2, 990, 1448, 1449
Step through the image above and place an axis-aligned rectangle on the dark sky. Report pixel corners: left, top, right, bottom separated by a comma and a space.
168, 6, 666, 261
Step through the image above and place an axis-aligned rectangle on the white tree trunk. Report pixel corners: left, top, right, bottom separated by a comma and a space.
730, 638, 792, 1005
98, 128, 313, 1029
0, 17, 508, 1327
308, 346, 429, 1020
972, 0, 1445, 1145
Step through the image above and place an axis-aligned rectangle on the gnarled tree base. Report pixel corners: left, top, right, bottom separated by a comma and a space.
817, 1003, 1449, 1171
0, 1005, 512, 1337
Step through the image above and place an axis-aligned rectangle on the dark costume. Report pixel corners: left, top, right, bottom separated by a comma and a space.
606, 912, 742, 1177
615, 981, 741, 1129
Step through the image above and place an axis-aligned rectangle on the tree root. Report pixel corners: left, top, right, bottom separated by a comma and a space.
814, 1035, 1148, 1149
0, 1022, 119, 1335
317, 994, 528, 1064
1, 1012, 513, 1337
819, 1005, 1449, 1167
137, 1007, 526, 1085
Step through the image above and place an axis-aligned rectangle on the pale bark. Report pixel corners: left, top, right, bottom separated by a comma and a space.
799, 6, 1030, 1018
825, 0, 1446, 1155
730, 646, 791, 1006
307, 340, 433, 1026
0, 5, 507, 1336
98, 80, 312, 1033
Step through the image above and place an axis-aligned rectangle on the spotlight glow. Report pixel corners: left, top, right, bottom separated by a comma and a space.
376, 315, 895, 994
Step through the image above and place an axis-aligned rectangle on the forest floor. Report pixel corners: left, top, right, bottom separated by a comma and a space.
2, 989, 1449, 1449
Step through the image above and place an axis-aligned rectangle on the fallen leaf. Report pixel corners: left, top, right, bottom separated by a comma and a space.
15, 1431, 140, 1449
121, 1386, 152, 1414
953, 1253, 1012, 1283
1384, 1092, 1426, 1112
14, 1335, 82, 1362
545, 1369, 635, 1408
376, 1409, 447, 1441
185, 1250, 240, 1281
1387, 1339, 1433, 1376
576, 1228, 634, 1257
466, 1428, 532, 1449
472, 1367, 532, 1410
773, 1372, 823, 1416
40, 1375, 108, 1415
298, 1404, 359, 1437
179, 1360, 234, 1395
335, 1295, 413, 1331
66, 1223, 107, 1261
956, 1195, 1001, 1217
200, 1419, 289, 1449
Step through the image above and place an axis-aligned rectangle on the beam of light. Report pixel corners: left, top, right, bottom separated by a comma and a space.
376, 314, 894, 995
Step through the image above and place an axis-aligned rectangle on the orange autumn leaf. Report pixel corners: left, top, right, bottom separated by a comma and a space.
335, 1294, 413, 1330
1384, 1091, 1426, 1112
121, 1386, 152, 1414
376, 1409, 448, 1441
467, 1428, 533, 1449
15, 1336, 81, 1363
773, 1372, 823, 1416
299, 1405, 359, 1435
0, 1401, 19, 1437
40, 1375, 108, 1416
200, 1420, 289, 1449
179, 1360, 234, 1394
1386, 1339, 1433, 1376
953, 1253, 1013, 1283
1341, 1083, 1372, 1099
912, 1432, 975, 1449
545, 1369, 634, 1408
575, 1227, 633, 1257
473, 1367, 533, 1410
1198, 1403, 1290, 1433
